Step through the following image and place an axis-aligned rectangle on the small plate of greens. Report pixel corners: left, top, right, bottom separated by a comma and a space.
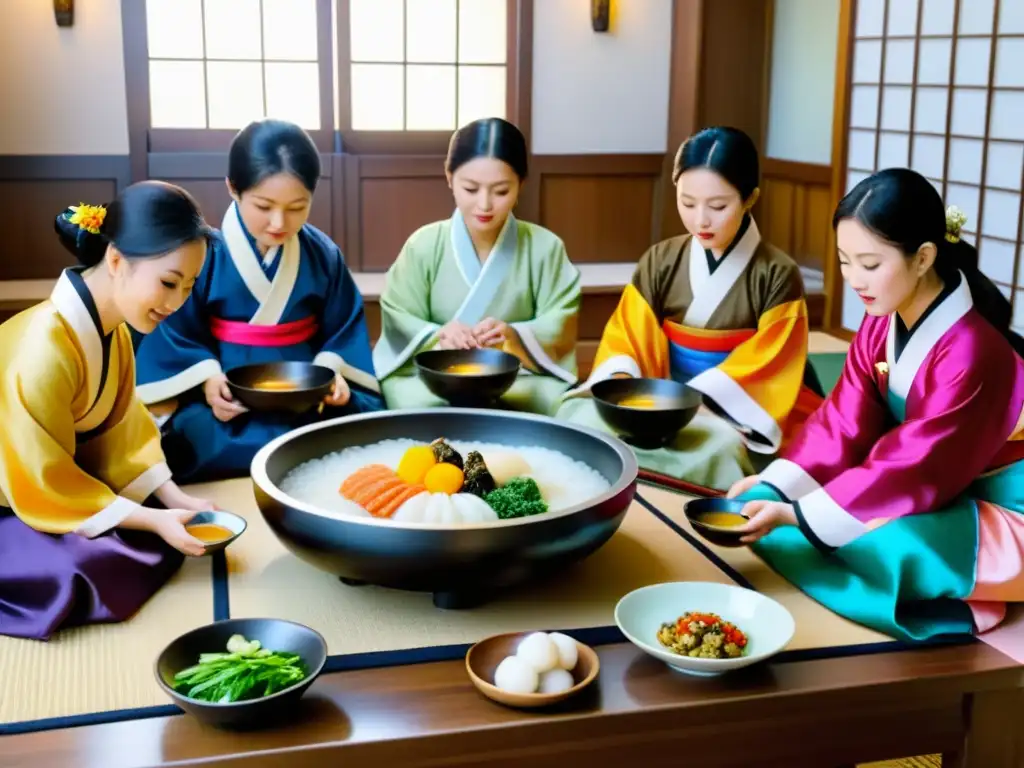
154, 618, 328, 728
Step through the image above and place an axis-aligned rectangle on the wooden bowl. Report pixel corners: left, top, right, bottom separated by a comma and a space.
592, 378, 701, 447
154, 618, 328, 729
465, 631, 599, 709
414, 349, 520, 407
684, 497, 750, 548
226, 361, 334, 414
184, 510, 247, 555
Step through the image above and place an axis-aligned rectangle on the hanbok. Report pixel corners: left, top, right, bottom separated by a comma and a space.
0, 269, 180, 640
135, 204, 383, 483
741, 273, 1024, 641
373, 210, 581, 415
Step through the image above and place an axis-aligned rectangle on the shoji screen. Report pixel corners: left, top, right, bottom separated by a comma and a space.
841, 0, 1024, 332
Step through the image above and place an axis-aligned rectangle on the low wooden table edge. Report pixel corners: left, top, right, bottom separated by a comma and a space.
3, 638, 1021, 768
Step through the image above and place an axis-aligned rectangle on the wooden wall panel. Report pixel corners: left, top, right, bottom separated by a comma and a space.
0, 179, 116, 279
758, 159, 834, 273
358, 177, 452, 271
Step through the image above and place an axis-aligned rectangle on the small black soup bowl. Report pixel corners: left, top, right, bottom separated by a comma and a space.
226, 361, 334, 414
684, 497, 750, 548
154, 617, 328, 729
415, 348, 520, 406
592, 378, 701, 447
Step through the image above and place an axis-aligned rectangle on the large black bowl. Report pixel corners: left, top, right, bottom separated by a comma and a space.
154, 618, 328, 729
226, 361, 334, 414
592, 378, 702, 447
414, 349, 520, 406
250, 408, 638, 609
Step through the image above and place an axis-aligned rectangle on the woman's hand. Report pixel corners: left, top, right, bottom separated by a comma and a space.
120, 507, 207, 557
323, 373, 351, 407
735, 500, 798, 544
726, 474, 761, 499
203, 373, 248, 422
473, 317, 510, 347
437, 321, 480, 350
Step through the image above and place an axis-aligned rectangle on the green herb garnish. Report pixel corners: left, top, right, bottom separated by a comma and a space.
484, 477, 548, 519
172, 634, 308, 703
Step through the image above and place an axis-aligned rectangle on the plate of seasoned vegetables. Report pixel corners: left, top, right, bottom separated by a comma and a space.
154, 617, 328, 728
614, 581, 794, 676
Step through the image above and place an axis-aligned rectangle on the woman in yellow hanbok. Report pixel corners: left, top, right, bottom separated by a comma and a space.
0, 181, 215, 640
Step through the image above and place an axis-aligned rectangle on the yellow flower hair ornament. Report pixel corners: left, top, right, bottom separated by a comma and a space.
945, 205, 967, 244
67, 203, 106, 235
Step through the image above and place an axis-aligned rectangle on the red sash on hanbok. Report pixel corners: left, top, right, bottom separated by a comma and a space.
209, 315, 318, 347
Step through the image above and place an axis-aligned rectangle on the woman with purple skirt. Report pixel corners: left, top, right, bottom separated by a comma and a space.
0, 181, 217, 640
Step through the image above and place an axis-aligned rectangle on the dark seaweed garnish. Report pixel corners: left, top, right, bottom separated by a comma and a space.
429, 438, 464, 470
462, 451, 496, 497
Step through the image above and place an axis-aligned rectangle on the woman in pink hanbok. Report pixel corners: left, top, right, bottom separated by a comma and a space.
729, 168, 1024, 642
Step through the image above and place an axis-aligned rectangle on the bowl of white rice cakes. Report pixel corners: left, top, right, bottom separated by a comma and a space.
250, 408, 638, 609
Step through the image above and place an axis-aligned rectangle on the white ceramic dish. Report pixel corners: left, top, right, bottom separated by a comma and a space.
614, 581, 795, 676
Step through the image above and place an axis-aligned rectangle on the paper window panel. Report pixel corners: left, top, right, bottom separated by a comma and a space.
406, 65, 457, 130
920, 0, 956, 35
954, 38, 992, 87
884, 40, 916, 84
842, 283, 866, 332
149, 61, 207, 127
850, 85, 881, 128
994, 39, 1024, 88
146, 0, 204, 59
912, 134, 947, 179
881, 86, 913, 131
990, 91, 1024, 141
848, 129, 877, 169
262, 0, 318, 61
979, 238, 1017, 286
951, 88, 988, 137
854, 39, 883, 82
878, 131, 910, 168
917, 38, 953, 85
958, 0, 996, 35
457, 67, 506, 127
265, 63, 320, 129
350, 64, 405, 129
1012, 292, 1024, 330
349, 0, 404, 63
948, 138, 985, 184
1000, 1, 1024, 34
206, 61, 264, 128
204, 0, 262, 60
913, 86, 949, 133
887, 0, 919, 36
856, 0, 886, 37
406, 0, 458, 64
458, 0, 507, 64
986, 142, 1024, 189
981, 190, 1022, 241
946, 183, 982, 229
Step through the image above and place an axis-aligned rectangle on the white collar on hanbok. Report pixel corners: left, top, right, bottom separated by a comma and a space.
683, 217, 761, 328
50, 268, 105, 410
886, 271, 973, 399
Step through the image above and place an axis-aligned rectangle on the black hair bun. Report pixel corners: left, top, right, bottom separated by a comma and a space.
54, 204, 109, 267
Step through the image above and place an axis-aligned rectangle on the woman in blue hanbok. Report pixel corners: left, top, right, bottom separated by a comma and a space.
135, 119, 383, 483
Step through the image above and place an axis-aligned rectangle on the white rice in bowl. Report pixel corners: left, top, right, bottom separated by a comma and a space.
277, 439, 612, 522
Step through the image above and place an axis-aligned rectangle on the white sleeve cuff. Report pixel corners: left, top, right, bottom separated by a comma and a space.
509, 323, 577, 384
760, 458, 821, 500
135, 359, 223, 405
563, 354, 641, 398
795, 487, 868, 550
314, 351, 382, 393
74, 496, 141, 538
119, 462, 172, 503
686, 366, 782, 453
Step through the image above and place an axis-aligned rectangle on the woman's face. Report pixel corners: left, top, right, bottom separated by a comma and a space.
110, 239, 207, 334
448, 157, 521, 240
231, 172, 312, 251
836, 218, 932, 317
676, 168, 750, 252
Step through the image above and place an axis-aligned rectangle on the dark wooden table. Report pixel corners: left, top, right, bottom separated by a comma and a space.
2, 640, 1021, 768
